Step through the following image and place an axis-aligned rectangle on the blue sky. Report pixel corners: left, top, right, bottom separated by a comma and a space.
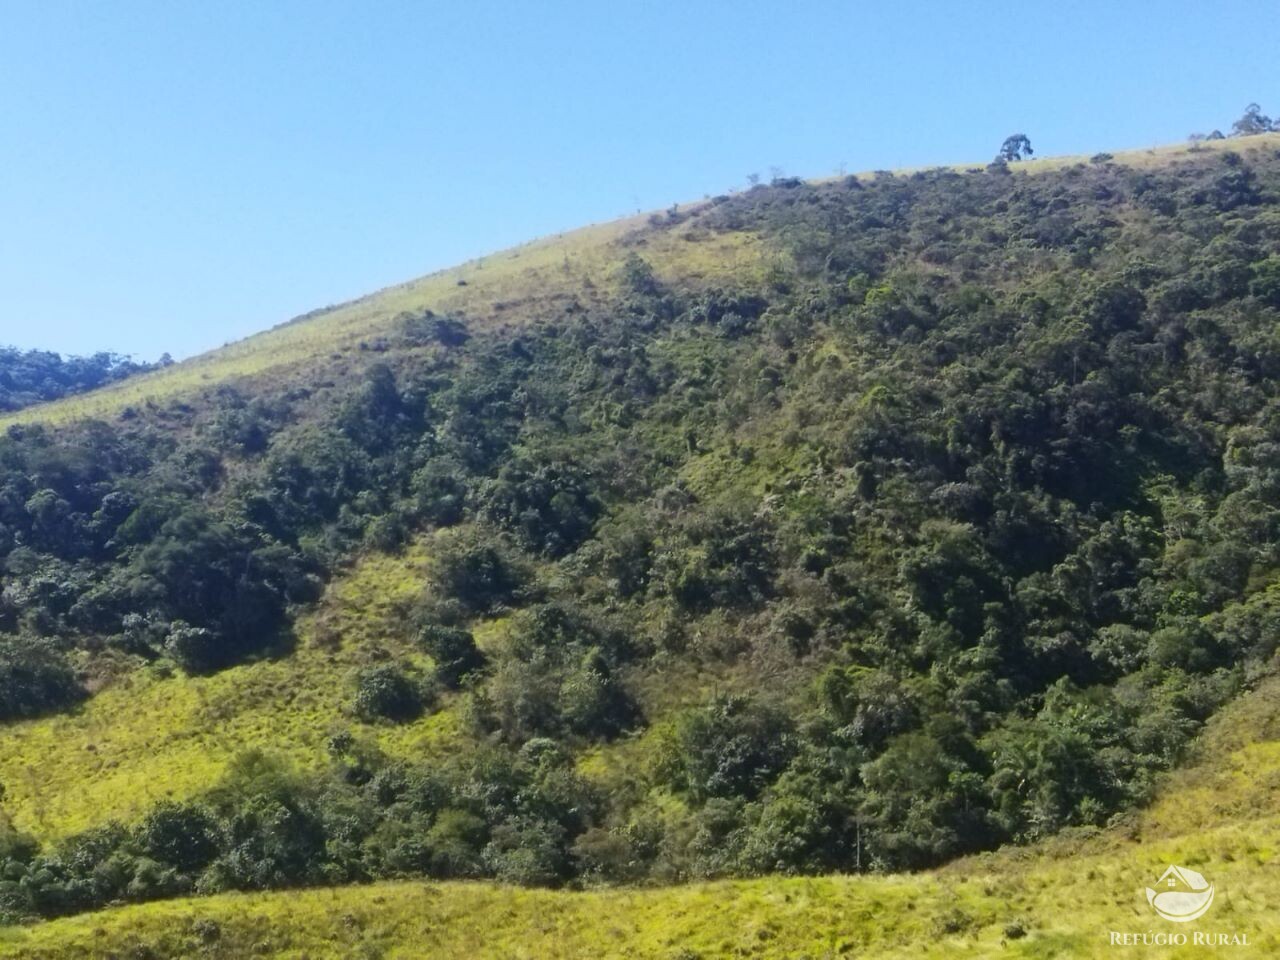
1, 0, 1276, 360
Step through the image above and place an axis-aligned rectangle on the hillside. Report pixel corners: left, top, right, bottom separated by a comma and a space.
0, 131, 1279, 950
0, 134, 1266, 431
2, 667, 1276, 958
0, 214, 763, 431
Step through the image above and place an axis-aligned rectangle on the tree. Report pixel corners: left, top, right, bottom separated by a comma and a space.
558, 647, 636, 739
135, 802, 222, 874
997, 134, 1034, 162
418, 624, 485, 688
1231, 103, 1273, 137
478, 458, 602, 557
620, 253, 660, 298
433, 534, 526, 614
666, 695, 794, 803
1249, 255, 1280, 307
0, 637, 84, 720
0, 347, 161, 413
354, 664, 429, 723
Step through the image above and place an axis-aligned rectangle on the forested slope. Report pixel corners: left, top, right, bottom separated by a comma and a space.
0, 134, 1278, 935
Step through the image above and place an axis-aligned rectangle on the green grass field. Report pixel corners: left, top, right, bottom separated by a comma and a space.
2, 668, 1275, 959
0, 541, 471, 841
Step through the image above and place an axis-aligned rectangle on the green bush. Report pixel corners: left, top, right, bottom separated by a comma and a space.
354, 664, 430, 724
666, 696, 794, 803
433, 533, 527, 614
135, 803, 222, 874
0, 637, 84, 720
418, 624, 485, 688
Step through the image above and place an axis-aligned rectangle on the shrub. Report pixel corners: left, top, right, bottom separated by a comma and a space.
558, 648, 637, 739
433, 533, 526, 614
666, 696, 794, 803
135, 803, 223, 874
425, 809, 487, 877
354, 664, 429, 723
418, 624, 485, 688
482, 816, 569, 886
0, 637, 84, 720
479, 459, 602, 557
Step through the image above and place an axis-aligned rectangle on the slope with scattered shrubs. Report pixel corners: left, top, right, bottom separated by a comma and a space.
0, 133, 1279, 931
2, 668, 1276, 959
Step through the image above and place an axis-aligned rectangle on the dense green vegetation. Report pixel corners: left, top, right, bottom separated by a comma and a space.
1, 138, 1279, 926
0, 349, 166, 413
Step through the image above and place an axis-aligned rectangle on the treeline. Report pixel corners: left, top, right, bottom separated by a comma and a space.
1, 142, 1280, 918
1189, 101, 1280, 141
0, 347, 169, 412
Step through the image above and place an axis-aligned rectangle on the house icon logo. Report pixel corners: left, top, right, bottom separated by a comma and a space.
1146, 865, 1215, 922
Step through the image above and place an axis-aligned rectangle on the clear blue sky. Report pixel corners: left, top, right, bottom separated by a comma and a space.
1, 1, 1275, 360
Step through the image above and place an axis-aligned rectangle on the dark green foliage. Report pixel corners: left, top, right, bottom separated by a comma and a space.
558, 647, 636, 738
475, 603, 639, 744
354, 664, 429, 723
666, 696, 794, 803
0, 637, 84, 720
860, 721, 992, 868
620, 253, 661, 297
136, 803, 222, 874
482, 816, 568, 885
399, 310, 470, 348
1250, 254, 1280, 306
418, 624, 485, 688
5, 143, 1280, 913
479, 458, 602, 557
997, 134, 1033, 162
817, 666, 916, 752
411, 457, 468, 526
134, 510, 295, 672
656, 508, 776, 612
433, 533, 527, 614
0, 348, 166, 412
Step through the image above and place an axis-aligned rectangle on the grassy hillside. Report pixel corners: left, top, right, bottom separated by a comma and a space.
0, 214, 765, 430
2, 668, 1275, 959
3, 133, 1273, 431
0, 542, 465, 840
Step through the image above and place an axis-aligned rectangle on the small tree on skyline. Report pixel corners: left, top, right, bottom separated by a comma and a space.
1232, 103, 1274, 136
997, 134, 1034, 162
